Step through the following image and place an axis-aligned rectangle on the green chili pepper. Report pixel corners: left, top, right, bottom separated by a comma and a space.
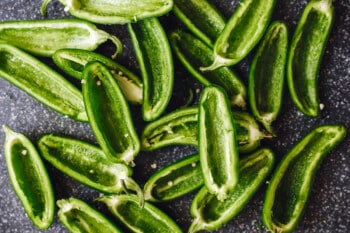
189, 148, 275, 232
3, 125, 55, 230
0, 19, 122, 58
141, 106, 265, 153
198, 85, 239, 201
287, 0, 334, 117
128, 17, 174, 121
37, 134, 142, 198
173, 0, 226, 47
82, 61, 140, 165
170, 30, 247, 108
99, 194, 182, 233
144, 153, 202, 202
41, 0, 173, 25
53, 49, 143, 105
57, 197, 122, 233
262, 124, 346, 233
249, 21, 288, 134
0, 43, 87, 122
201, 0, 276, 71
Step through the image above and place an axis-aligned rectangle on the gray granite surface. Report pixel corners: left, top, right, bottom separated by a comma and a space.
0, 0, 349, 232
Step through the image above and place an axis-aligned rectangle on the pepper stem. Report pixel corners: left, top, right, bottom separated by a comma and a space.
40, 0, 53, 16
108, 35, 123, 59
122, 177, 144, 207
262, 122, 276, 137
200, 54, 232, 72
188, 219, 203, 233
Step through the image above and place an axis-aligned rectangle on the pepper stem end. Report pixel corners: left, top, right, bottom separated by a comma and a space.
109, 35, 123, 59
200, 55, 233, 72
188, 219, 203, 233
122, 178, 144, 207
40, 0, 52, 16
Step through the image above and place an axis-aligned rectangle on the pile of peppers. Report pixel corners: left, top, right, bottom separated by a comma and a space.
0, 0, 347, 232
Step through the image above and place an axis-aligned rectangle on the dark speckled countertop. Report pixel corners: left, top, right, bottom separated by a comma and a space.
0, 0, 349, 232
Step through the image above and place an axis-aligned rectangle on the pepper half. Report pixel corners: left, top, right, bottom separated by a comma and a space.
249, 21, 288, 133
99, 194, 182, 233
0, 18, 122, 58
189, 148, 275, 232
198, 85, 239, 201
262, 124, 346, 233
287, 0, 334, 117
128, 17, 174, 121
0, 43, 87, 122
41, 0, 174, 25
57, 197, 122, 233
3, 125, 55, 230
37, 134, 142, 197
82, 61, 140, 165
201, 0, 276, 70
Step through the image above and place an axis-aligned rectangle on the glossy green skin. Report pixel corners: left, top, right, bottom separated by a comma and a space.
3, 126, 55, 230
0, 43, 87, 122
249, 21, 288, 133
144, 154, 203, 202
170, 30, 246, 108
100, 194, 182, 233
53, 49, 143, 105
198, 86, 239, 201
41, 0, 173, 25
173, 0, 226, 47
189, 148, 275, 232
262, 124, 346, 233
37, 134, 134, 194
141, 106, 264, 153
0, 19, 122, 57
287, 0, 334, 117
57, 197, 122, 233
129, 18, 174, 121
202, 0, 276, 70
82, 62, 140, 164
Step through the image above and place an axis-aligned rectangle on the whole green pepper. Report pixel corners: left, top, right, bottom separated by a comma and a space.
0, 19, 122, 58
170, 30, 247, 108
262, 124, 346, 233
57, 197, 123, 233
0, 43, 87, 122
41, 0, 174, 25
189, 148, 275, 232
249, 21, 288, 133
287, 0, 334, 117
3, 125, 55, 230
99, 194, 182, 233
128, 17, 174, 121
201, 0, 276, 70
82, 61, 140, 165
173, 0, 226, 47
53, 49, 143, 105
198, 85, 239, 201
